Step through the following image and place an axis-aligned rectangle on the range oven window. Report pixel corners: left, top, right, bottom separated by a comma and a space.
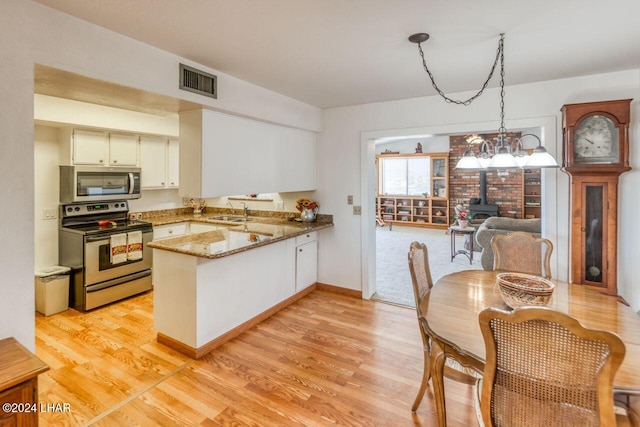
96, 241, 141, 270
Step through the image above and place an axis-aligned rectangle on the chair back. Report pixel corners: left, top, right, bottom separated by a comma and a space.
478, 307, 626, 427
408, 241, 433, 318
491, 231, 553, 279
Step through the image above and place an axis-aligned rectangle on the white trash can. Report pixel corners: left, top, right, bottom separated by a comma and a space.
35, 266, 71, 316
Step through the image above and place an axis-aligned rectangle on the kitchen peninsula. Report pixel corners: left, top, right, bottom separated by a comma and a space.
147, 211, 333, 358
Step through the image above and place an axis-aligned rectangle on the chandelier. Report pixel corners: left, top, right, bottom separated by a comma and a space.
408, 33, 559, 172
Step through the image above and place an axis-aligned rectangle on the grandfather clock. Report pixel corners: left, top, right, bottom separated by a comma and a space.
561, 99, 632, 296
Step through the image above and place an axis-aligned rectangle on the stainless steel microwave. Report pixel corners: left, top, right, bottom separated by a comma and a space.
60, 166, 142, 202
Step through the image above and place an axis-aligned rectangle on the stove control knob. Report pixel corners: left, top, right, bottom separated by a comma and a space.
66, 207, 73, 213
74, 207, 80, 212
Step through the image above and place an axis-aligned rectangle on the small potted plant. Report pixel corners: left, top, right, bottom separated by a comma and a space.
454, 211, 469, 228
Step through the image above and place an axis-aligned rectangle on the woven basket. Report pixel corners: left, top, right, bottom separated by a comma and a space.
496, 272, 555, 308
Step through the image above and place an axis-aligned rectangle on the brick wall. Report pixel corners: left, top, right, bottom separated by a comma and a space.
449, 133, 523, 220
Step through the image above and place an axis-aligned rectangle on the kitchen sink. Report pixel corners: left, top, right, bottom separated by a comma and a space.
209, 215, 251, 222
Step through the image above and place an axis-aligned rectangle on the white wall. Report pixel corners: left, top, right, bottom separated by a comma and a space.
34, 126, 60, 269
317, 70, 640, 312
1, 0, 320, 350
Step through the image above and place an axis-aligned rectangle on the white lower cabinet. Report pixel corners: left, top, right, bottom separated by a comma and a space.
153, 222, 224, 240
152, 223, 188, 240
295, 232, 318, 292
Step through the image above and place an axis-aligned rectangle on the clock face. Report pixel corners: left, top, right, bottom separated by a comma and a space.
573, 115, 619, 163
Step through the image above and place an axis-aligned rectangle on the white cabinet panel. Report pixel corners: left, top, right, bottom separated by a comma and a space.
109, 133, 139, 166
73, 129, 108, 165
167, 139, 180, 188
179, 109, 316, 198
140, 136, 168, 188
295, 240, 317, 292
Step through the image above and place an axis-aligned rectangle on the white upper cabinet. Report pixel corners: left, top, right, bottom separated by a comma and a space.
71, 129, 109, 165
60, 128, 138, 167
179, 109, 316, 198
109, 133, 139, 166
139, 136, 168, 189
59, 128, 179, 189
167, 139, 180, 188
139, 137, 179, 189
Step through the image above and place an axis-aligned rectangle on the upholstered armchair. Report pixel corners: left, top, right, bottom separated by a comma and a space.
475, 217, 541, 270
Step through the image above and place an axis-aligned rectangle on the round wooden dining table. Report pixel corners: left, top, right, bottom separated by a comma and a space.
424, 270, 640, 427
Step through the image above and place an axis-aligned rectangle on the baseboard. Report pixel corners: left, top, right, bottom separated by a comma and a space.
315, 282, 362, 299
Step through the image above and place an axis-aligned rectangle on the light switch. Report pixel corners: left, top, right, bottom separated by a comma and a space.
43, 208, 57, 220
353, 206, 361, 215
347, 195, 353, 205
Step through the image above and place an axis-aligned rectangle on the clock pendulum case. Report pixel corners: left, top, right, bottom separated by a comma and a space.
561, 99, 632, 296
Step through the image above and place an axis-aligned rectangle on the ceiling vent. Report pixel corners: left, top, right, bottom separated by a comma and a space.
179, 64, 217, 99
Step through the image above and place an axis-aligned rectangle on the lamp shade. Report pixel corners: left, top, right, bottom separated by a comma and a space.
525, 147, 559, 168
455, 149, 483, 169
487, 147, 519, 169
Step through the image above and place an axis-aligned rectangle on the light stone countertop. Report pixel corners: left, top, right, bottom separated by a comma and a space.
146, 211, 333, 259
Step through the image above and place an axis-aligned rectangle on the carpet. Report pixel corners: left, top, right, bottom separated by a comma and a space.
374, 225, 482, 307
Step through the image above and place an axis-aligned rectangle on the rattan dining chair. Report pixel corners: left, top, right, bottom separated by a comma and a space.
477, 306, 632, 427
491, 231, 553, 279
407, 241, 481, 412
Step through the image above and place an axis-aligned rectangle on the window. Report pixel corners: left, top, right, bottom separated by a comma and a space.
378, 156, 431, 196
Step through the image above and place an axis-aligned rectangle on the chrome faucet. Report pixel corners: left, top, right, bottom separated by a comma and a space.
241, 202, 248, 220
227, 200, 235, 215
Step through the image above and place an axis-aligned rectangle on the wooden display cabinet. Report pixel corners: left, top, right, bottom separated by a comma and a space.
375, 152, 450, 229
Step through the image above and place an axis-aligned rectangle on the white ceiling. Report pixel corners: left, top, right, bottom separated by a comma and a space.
34, 0, 640, 109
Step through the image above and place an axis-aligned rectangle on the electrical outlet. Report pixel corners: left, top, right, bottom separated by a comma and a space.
43, 208, 57, 220
275, 201, 284, 211
347, 195, 353, 205
353, 205, 361, 215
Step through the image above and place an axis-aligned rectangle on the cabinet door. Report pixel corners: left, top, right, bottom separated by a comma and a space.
73, 129, 108, 165
109, 133, 139, 166
0, 380, 37, 426
153, 223, 187, 240
167, 139, 179, 188
140, 136, 168, 189
295, 240, 317, 292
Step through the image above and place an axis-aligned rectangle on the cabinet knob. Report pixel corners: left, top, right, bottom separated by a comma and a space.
99, 159, 104, 163
161, 182, 165, 186
168, 230, 173, 234
113, 159, 117, 164
299, 248, 303, 252
171, 182, 175, 185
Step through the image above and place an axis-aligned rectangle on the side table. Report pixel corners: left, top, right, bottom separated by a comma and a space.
449, 225, 476, 264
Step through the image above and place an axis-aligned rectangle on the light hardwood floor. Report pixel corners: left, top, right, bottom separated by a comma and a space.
35, 289, 480, 426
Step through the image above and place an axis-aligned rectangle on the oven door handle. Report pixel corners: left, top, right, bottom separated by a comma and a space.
128, 173, 135, 195
85, 235, 111, 243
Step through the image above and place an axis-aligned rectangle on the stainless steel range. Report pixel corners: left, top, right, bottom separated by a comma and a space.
59, 200, 153, 311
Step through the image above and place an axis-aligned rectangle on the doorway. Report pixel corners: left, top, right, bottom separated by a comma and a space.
360, 117, 560, 300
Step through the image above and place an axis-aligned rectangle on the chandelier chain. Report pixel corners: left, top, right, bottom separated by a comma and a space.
415, 34, 504, 106
498, 34, 506, 135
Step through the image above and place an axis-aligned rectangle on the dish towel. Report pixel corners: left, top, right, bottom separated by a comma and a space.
127, 231, 143, 261
110, 233, 128, 264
